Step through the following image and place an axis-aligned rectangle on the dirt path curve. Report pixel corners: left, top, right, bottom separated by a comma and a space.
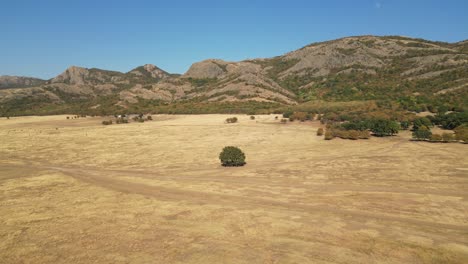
44, 165, 468, 234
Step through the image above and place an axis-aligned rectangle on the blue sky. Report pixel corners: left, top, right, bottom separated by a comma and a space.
1, 0, 467, 79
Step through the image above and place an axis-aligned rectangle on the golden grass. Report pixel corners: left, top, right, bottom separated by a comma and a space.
0, 114, 467, 263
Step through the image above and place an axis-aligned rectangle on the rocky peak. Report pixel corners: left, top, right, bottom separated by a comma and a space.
142, 64, 169, 79
128, 64, 170, 80
51, 66, 90, 85
183, 59, 228, 79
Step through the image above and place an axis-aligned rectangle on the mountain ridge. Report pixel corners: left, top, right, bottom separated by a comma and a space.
1, 35, 467, 116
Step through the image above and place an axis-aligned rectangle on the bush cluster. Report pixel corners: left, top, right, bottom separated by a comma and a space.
226, 117, 238, 123
327, 129, 371, 140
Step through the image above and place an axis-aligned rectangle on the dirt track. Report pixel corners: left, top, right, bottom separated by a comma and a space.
1, 115, 467, 263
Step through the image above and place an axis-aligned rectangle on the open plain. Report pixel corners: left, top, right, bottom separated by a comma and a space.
0, 115, 467, 263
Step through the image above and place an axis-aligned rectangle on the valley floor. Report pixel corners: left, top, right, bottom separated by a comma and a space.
0, 115, 467, 263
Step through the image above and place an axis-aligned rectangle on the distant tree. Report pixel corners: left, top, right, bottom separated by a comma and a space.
280, 118, 288, 123
400, 120, 410, 130
147, 115, 153, 121
102, 120, 113, 125
250, 116, 255, 120
413, 117, 433, 130
317, 128, 324, 136
66, 116, 70, 120
435, 112, 468, 130
341, 120, 371, 131
412, 126, 431, 140
283, 110, 294, 119
219, 146, 246, 167
370, 119, 400, 137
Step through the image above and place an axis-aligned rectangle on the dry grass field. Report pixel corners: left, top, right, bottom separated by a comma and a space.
0, 115, 467, 263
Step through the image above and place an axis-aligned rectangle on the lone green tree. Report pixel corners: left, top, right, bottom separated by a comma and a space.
219, 146, 246, 167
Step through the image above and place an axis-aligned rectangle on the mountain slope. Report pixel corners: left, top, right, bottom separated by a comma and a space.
1, 35, 467, 116
0, 76, 46, 89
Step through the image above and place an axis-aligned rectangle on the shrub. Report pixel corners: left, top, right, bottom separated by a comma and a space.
348, 130, 360, 140
430, 134, 442, 141
250, 116, 255, 120
359, 130, 371, 139
219, 146, 246, 167
317, 128, 324, 136
283, 110, 294, 118
116, 118, 128, 124
441, 133, 454, 142
306, 113, 314, 121
147, 115, 153, 121
454, 125, 468, 143
333, 129, 350, 139
400, 120, 410, 130
275, 116, 278, 120
66, 116, 70, 120
226, 117, 238, 123
102, 120, 113, 125
412, 126, 431, 140
324, 131, 334, 140
290, 112, 308, 122
280, 118, 288, 123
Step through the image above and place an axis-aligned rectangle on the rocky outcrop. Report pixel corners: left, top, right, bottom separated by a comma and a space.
183, 59, 227, 79
128, 64, 170, 80
51, 66, 90, 85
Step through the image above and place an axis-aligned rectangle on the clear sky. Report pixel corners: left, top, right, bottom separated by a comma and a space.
1, 0, 467, 79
